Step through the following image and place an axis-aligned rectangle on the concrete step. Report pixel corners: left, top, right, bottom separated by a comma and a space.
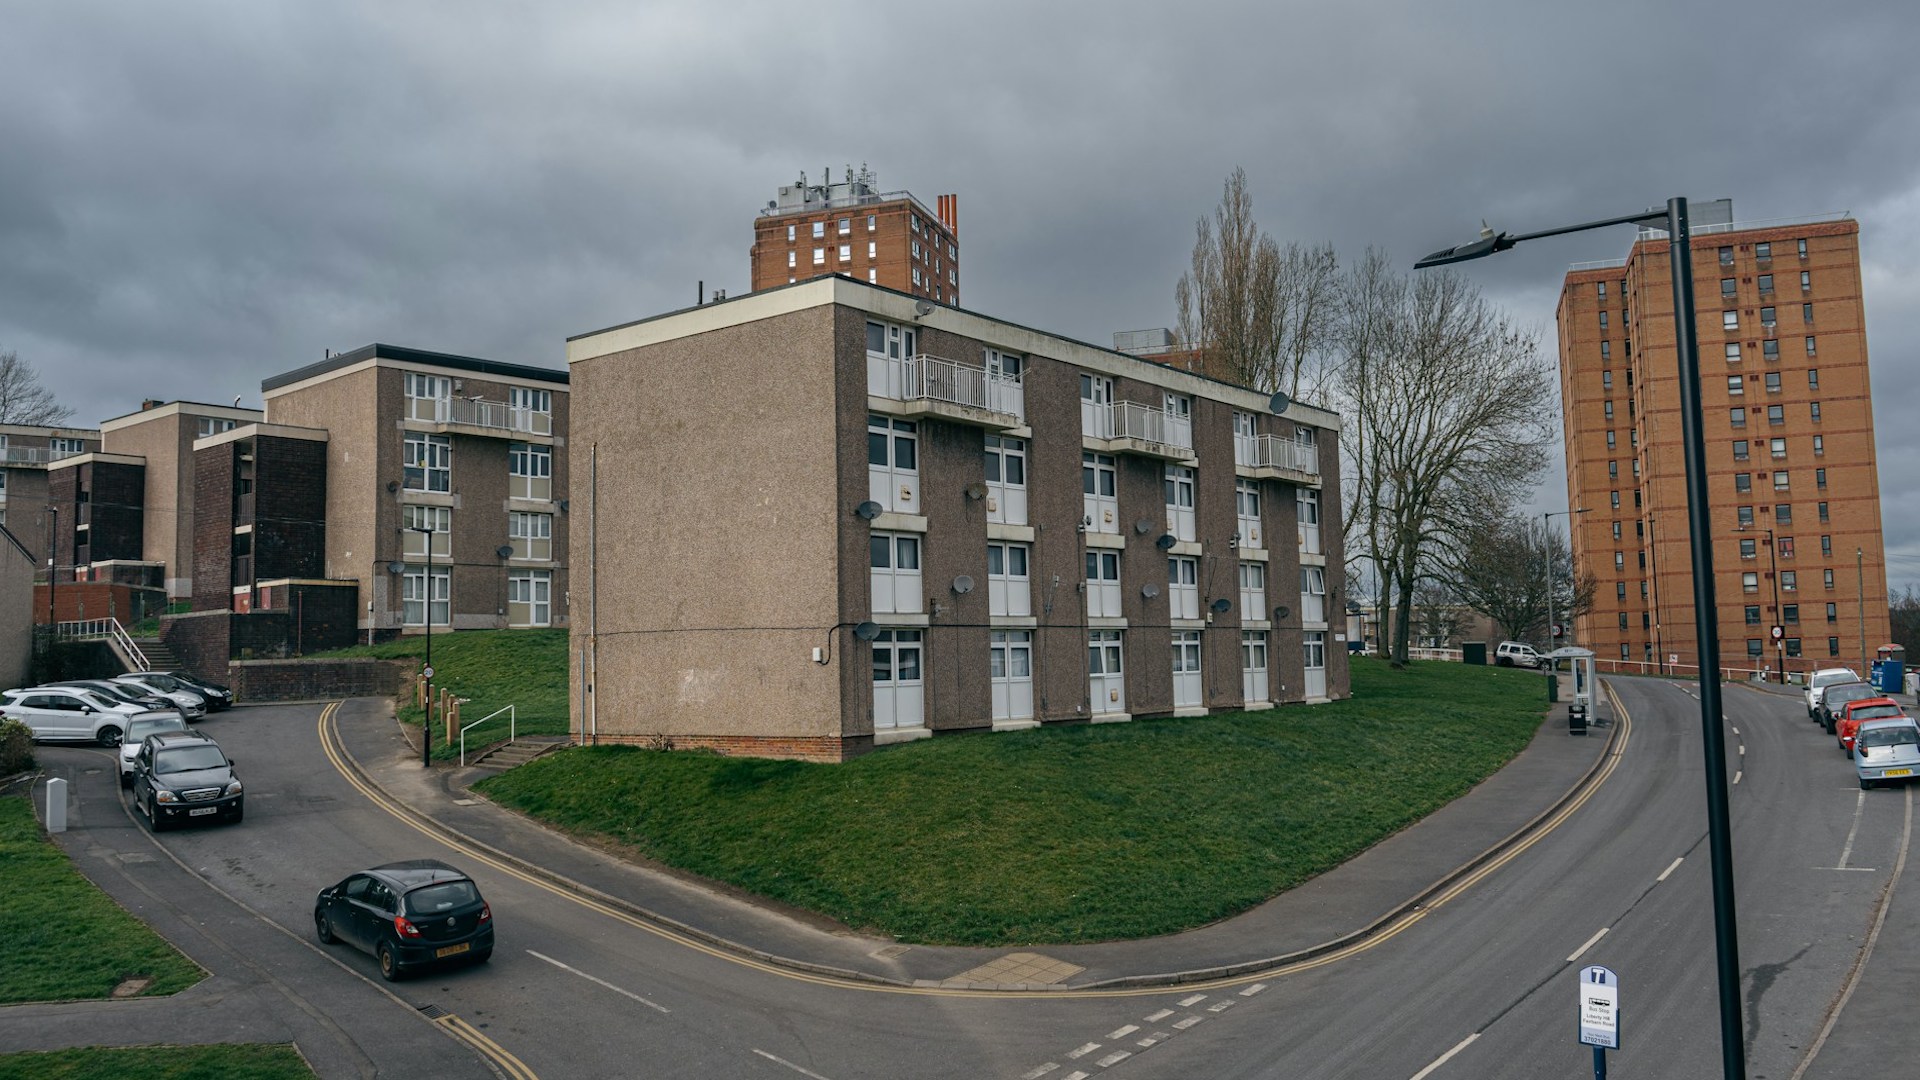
130, 639, 182, 673
470, 738, 566, 771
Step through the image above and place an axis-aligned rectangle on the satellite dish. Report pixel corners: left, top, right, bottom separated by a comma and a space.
496, 545, 515, 559
1273, 605, 1291, 621
854, 500, 883, 520
1210, 598, 1233, 614
1141, 583, 1161, 599
1155, 533, 1177, 550
1268, 390, 1292, 414
853, 621, 882, 642
952, 575, 974, 594
1133, 518, 1154, 535
964, 482, 988, 501
386, 561, 406, 575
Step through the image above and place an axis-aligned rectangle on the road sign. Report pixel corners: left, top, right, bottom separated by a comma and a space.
1553, 623, 1565, 639
1578, 965, 1620, 1049
1771, 624, 1785, 641
423, 666, 436, 680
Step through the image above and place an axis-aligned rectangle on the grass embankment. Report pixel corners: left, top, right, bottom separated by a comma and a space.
478, 658, 1549, 946
319, 629, 568, 760
0, 796, 203, 1003
0, 1045, 315, 1080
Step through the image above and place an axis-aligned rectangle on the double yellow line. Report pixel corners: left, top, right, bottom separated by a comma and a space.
318, 693, 1633, 1001
434, 1012, 537, 1080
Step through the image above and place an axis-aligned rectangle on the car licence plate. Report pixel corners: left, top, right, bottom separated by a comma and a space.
435, 942, 471, 958
1886, 769, 1913, 778
188, 807, 217, 817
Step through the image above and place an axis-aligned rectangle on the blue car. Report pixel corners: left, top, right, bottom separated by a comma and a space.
1854, 718, 1920, 791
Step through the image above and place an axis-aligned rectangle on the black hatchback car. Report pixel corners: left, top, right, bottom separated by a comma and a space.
315, 860, 494, 980
130, 731, 243, 830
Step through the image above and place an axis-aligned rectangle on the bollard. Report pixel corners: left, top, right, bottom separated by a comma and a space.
45, 777, 68, 833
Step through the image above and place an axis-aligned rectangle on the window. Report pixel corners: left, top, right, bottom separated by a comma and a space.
1778, 536, 1796, 559
1235, 479, 1263, 548
1718, 245, 1734, 265
403, 565, 449, 627
508, 511, 553, 560
812, 248, 825, 265
404, 372, 450, 422
867, 241, 876, 260
1734, 473, 1751, 493
1818, 502, 1829, 523
912, 240, 922, 260
987, 542, 1031, 617
1781, 570, 1799, 592
1824, 569, 1835, 589
1786, 638, 1803, 658
1604, 401, 1615, 421
1765, 372, 1782, 394
1720, 277, 1736, 298
1810, 402, 1822, 423
786, 224, 796, 242
1084, 550, 1122, 618
984, 436, 1027, 526
1826, 602, 1838, 623
1756, 242, 1772, 260
1596, 281, 1608, 298
1610, 491, 1621, 510
1602, 370, 1613, 389
1724, 343, 1741, 362
49, 436, 85, 457
867, 215, 876, 232
1607, 431, 1616, 450
1619, 613, 1629, 630
1761, 306, 1776, 327
1080, 373, 1114, 439
1773, 470, 1790, 491
1298, 488, 1322, 554
1821, 535, 1833, 557
196, 417, 236, 438
1768, 405, 1784, 426
1737, 506, 1755, 527
1730, 408, 1746, 428
1747, 639, 1764, 659
1816, 468, 1827, 491
787, 250, 796, 269
990, 630, 1034, 722
1150, 554, 1202, 626
911, 267, 922, 287
838, 244, 850, 262
1240, 561, 1267, 621
1164, 465, 1196, 542
508, 442, 552, 500
1601, 341, 1612, 359
403, 433, 450, 492
1611, 520, 1622, 541
869, 533, 922, 614
1608, 460, 1619, 479
1742, 572, 1758, 594
1798, 238, 1809, 259
1082, 451, 1118, 533
1617, 582, 1628, 600
1812, 435, 1825, 456
837, 217, 850, 236
1803, 303, 1814, 324
1733, 440, 1749, 461
1615, 552, 1625, 570
1808, 369, 1820, 390
1599, 311, 1609, 330
1762, 339, 1780, 362
401, 505, 450, 557
1300, 566, 1328, 624
1769, 437, 1786, 459
867, 269, 876, 283
1804, 336, 1817, 357
811, 221, 825, 239
1088, 630, 1126, 713
1722, 311, 1739, 331
1829, 637, 1841, 657
1801, 270, 1811, 291
1776, 503, 1792, 525
867, 415, 918, 513
872, 629, 925, 731
507, 570, 551, 627
1242, 631, 1270, 703
1233, 411, 1259, 466
1744, 606, 1761, 625
1758, 274, 1774, 294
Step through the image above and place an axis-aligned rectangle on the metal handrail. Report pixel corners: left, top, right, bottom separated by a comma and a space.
55, 617, 150, 670
460, 704, 516, 767
407, 398, 553, 435
1250, 433, 1319, 475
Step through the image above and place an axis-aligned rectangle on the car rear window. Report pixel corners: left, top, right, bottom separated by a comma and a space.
406, 881, 480, 914
128, 718, 187, 741
1859, 726, 1920, 749
1853, 705, 1902, 721
154, 745, 227, 773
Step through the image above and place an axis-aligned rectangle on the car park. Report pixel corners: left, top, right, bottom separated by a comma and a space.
130, 730, 243, 830
0, 686, 173, 746
117, 714, 191, 786
1806, 667, 1861, 718
113, 674, 209, 717
314, 860, 494, 981
1817, 681, 1881, 734
1854, 718, 1920, 790
161, 671, 232, 710
1836, 698, 1906, 757
1495, 641, 1548, 669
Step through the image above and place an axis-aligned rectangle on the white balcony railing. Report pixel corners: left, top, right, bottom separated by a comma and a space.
1109, 402, 1194, 455
868, 354, 1024, 424
412, 398, 552, 435
1250, 434, 1319, 476
1, 446, 85, 466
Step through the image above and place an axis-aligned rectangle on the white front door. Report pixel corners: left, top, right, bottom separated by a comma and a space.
1081, 375, 1114, 438
1168, 556, 1199, 620
1242, 631, 1269, 702
1233, 411, 1257, 467
1172, 630, 1203, 708
1088, 630, 1126, 714
866, 321, 917, 399
1304, 631, 1328, 698
990, 631, 1034, 722
872, 629, 924, 730
1298, 488, 1322, 555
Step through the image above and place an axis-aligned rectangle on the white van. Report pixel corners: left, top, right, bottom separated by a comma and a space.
1496, 641, 1548, 669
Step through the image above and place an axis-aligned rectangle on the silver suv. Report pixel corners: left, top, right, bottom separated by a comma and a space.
0, 686, 174, 746
1496, 641, 1548, 669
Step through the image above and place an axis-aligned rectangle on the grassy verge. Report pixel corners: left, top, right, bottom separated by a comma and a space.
318, 629, 568, 760
478, 658, 1550, 945
0, 796, 203, 1003
0, 1044, 314, 1080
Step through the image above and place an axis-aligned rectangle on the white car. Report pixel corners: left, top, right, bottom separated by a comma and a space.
1496, 641, 1548, 669
1806, 667, 1861, 718
118, 714, 192, 786
113, 675, 208, 719
0, 686, 174, 747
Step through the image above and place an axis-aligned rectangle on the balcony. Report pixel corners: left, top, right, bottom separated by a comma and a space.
868, 353, 1023, 431
1079, 401, 1195, 461
0, 445, 85, 467
1241, 434, 1320, 484
410, 398, 554, 440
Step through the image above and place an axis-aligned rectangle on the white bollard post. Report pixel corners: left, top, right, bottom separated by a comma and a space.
45, 777, 68, 833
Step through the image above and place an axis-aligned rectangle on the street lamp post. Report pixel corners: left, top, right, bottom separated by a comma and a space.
410, 525, 436, 769
1544, 508, 1590, 648
1857, 547, 1867, 676
1419, 197, 1747, 1079
1737, 525, 1784, 682
45, 506, 59, 652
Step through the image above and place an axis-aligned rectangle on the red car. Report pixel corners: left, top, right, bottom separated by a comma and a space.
1838, 697, 1907, 757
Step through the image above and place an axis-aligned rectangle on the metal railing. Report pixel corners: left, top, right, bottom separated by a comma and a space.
1636, 211, 1850, 240
875, 354, 1024, 421
1, 446, 86, 466
460, 705, 516, 767
1249, 433, 1319, 475
55, 617, 150, 670
1109, 402, 1194, 453
1406, 647, 1463, 662
408, 398, 553, 435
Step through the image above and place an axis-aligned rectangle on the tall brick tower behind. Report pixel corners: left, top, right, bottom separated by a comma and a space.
749, 166, 958, 305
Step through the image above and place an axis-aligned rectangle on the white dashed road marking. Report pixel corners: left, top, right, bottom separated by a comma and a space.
1066, 1043, 1100, 1059
1143, 1009, 1174, 1022
1567, 927, 1609, 963
1106, 1025, 1139, 1040
752, 1049, 836, 1079
1095, 1051, 1133, 1067
1239, 982, 1268, 996
1173, 1015, 1204, 1030
1409, 1034, 1480, 1080
1177, 994, 1207, 1007
1657, 857, 1684, 882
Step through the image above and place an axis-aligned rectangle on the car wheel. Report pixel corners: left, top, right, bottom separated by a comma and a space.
146, 795, 170, 833
97, 725, 123, 748
315, 912, 336, 945
378, 942, 402, 982
228, 805, 244, 824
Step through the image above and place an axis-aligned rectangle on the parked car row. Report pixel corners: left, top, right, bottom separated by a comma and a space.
1805, 666, 1919, 790
0, 671, 233, 747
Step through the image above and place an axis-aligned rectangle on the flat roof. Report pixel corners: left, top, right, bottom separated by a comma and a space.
261, 343, 568, 393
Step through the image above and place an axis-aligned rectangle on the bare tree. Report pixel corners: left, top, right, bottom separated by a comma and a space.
1337, 260, 1557, 666
1174, 168, 1338, 397
0, 349, 75, 426
1890, 585, 1920, 659
1447, 513, 1596, 645
1410, 578, 1467, 648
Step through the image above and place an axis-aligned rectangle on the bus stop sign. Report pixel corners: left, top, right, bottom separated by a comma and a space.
1578, 965, 1620, 1049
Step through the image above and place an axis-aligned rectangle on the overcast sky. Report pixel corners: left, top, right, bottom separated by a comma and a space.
3, 1, 1915, 589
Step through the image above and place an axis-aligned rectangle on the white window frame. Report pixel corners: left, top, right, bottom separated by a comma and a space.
1298, 488, 1322, 554
1085, 549, 1122, 618
507, 569, 551, 627
867, 415, 919, 513
1080, 374, 1114, 439
1172, 630, 1203, 708
1088, 630, 1126, 714
404, 432, 451, 493
508, 386, 553, 434
871, 629, 924, 731
509, 511, 553, 561
983, 349, 1026, 420
401, 505, 451, 557
1235, 478, 1263, 547
1232, 411, 1258, 466
1168, 555, 1200, 620
1082, 451, 1118, 534
1240, 561, 1267, 621
509, 441, 552, 501
987, 542, 1031, 618
1165, 465, 1196, 542
864, 320, 918, 400
869, 533, 922, 615
1303, 631, 1328, 698
990, 630, 1034, 722
984, 436, 1028, 525
403, 564, 450, 627
1164, 392, 1194, 449
405, 372, 450, 422
1242, 630, 1269, 703
1300, 565, 1327, 625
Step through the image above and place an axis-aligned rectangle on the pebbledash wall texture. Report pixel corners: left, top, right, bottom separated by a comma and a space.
567, 276, 1348, 761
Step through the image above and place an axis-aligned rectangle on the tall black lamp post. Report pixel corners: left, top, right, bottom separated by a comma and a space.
1544, 507, 1590, 646
1419, 197, 1746, 1079
1737, 525, 1784, 682
45, 505, 59, 646
410, 525, 436, 768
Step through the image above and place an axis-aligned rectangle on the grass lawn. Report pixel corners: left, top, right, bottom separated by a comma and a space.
0, 1044, 314, 1080
318, 629, 568, 760
0, 797, 203, 1003
477, 658, 1550, 946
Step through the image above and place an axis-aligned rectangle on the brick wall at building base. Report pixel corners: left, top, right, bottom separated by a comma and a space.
583, 732, 870, 763
230, 658, 410, 703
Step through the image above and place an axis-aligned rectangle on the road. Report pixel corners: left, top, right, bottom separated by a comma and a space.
13, 678, 1912, 1078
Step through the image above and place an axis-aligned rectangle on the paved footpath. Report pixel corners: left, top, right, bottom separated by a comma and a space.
331, 685, 1618, 989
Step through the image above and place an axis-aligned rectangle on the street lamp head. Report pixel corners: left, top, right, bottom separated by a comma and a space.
1415, 225, 1515, 269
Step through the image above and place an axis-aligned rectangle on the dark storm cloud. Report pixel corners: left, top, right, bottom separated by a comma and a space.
2, 1, 1915, 578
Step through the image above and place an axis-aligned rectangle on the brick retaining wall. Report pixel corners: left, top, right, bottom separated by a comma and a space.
229, 658, 411, 703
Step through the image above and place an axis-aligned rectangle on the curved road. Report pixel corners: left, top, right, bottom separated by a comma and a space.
18, 678, 1912, 1078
